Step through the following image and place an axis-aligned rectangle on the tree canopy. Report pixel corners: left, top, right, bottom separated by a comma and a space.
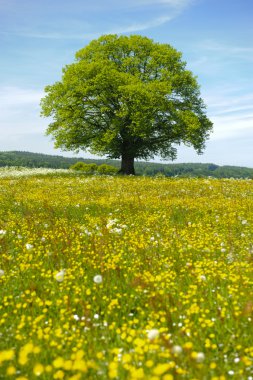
41, 34, 213, 174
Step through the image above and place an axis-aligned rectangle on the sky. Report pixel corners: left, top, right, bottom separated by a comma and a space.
0, 0, 253, 167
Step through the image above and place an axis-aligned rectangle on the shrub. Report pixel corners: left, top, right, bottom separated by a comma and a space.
70, 162, 98, 173
97, 164, 118, 175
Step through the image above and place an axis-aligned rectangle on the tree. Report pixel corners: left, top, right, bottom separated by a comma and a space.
41, 34, 213, 175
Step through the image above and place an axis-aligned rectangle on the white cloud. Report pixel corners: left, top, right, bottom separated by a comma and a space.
108, 15, 174, 34
128, 0, 193, 8
0, 0, 194, 39
211, 115, 253, 140
205, 91, 253, 112
81, 0, 194, 10
202, 86, 253, 141
0, 86, 43, 107
4, 15, 175, 39
198, 40, 253, 62
0, 86, 46, 137
0, 30, 100, 40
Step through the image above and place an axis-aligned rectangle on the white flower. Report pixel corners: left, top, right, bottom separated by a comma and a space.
110, 227, 122, 234
147, 329, 159, 340
106, 219, 118, 228
241, 219, 248, 225
73, 314, 80, 321
25, 243, 33, 250
0, 269, 5, 277
93, 275, 103, 284
94, 314, 99, 319
0, 167, 69, 178
195, 352, 205, 363
55, 269, 65, 282
0, 230, 6, 235
200, 275, 207, 281
172, 345, 183, 354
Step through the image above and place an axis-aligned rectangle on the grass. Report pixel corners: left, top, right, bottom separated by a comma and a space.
0, 170, 253, 379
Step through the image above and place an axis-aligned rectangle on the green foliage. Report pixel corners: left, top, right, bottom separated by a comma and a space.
97, 164, 118, 175
70, 161, 117, 175
40, 34, 213, 174
70, 162, 97, 173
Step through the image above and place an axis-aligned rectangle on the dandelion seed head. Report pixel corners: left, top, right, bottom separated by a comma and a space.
172, 345, 183, 354
93, 275, 103, 284
147, 329, 159, 340
192, 352, 205, 363
55, 270, 65, 282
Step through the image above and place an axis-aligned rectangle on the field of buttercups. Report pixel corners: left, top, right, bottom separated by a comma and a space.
0, 169, 253, 379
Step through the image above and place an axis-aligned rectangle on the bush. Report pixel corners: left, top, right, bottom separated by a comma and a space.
70, 162, 98, 173
97, 164, 118, 175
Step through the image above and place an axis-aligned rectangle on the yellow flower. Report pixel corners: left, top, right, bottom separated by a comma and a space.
145, 360, 154, 368
0, 349, 14, 363
53, 357, 64, 369
108, 362, 118, 379
6, 366, 16, 376
33, 363, 44, 376
72, 359, 87, 372
63, 360, 73, 371
153, 363, 171, 376
131, 367, 145, 379
53, 370, 65, 379
163, 375, 174, 380
183, 341, 193, 350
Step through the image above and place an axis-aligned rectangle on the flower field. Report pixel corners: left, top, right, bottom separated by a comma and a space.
0, 171, 253, 379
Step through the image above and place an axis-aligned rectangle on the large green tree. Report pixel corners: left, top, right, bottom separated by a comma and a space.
41, 34, 212, 175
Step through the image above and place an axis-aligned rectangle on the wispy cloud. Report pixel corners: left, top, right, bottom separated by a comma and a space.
108, 15, 175, 35
0, 86, 43, 107
204, 86, 253, 140
123, 0, 194, 9
0, 0, 194, 39
198, 40, 253, 61
0, 30, 100, 40
0, 86, 45, 136
211, 114, 253, 140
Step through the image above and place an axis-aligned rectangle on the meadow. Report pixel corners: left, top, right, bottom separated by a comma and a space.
0, 169, 253, 379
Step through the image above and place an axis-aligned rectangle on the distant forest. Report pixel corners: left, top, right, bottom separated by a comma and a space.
0, 151, 253, 179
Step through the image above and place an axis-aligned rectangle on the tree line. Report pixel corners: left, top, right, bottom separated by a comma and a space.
0, 151, 253, 179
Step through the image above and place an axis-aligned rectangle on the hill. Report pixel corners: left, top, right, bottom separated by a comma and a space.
0, 150, 253, 178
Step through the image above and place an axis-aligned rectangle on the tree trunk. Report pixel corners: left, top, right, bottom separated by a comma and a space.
119, 155, 135, 175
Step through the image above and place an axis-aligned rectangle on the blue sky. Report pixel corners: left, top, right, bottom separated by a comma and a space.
1, 0, 253, 166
